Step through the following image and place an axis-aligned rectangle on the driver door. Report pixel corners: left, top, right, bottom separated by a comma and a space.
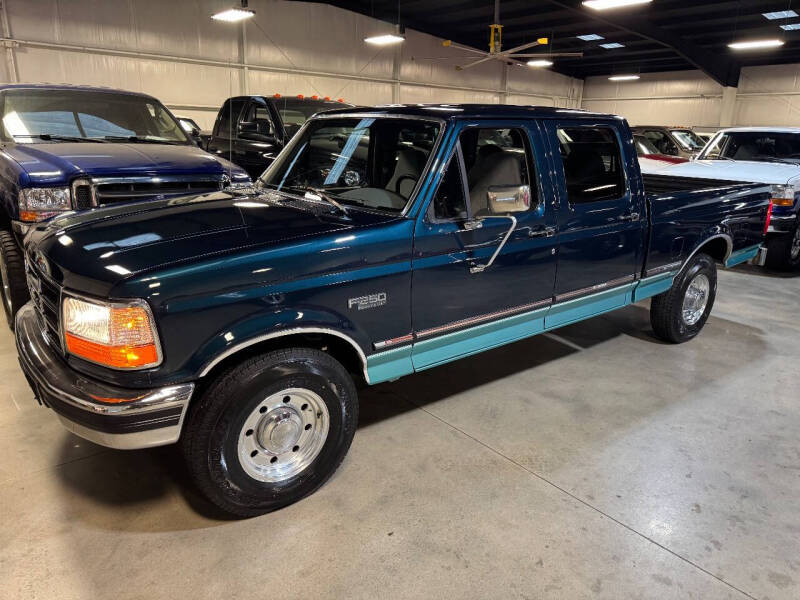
411, 121, 558, 370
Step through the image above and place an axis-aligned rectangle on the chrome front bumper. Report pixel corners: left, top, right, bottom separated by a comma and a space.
15, 302, 194, 450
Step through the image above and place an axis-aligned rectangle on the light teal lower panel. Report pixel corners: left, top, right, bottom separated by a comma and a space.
545, 284, 634, 329
632, 271, 677, 302
367, 345, 413, 384
412, 306, 549, 371
725, 244, 760, 268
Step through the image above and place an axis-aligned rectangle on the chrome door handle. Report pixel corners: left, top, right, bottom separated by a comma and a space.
619, 212, 640, 222
529, 226, 556, 238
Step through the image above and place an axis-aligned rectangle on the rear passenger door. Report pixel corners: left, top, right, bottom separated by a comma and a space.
411, 122, 558, 369
544, 121, 646, 325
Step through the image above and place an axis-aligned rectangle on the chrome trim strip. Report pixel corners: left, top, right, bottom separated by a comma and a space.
55, 415, 186, 450
198, 327, 371, 383
374, 334, 414, 350
554, 274, 636, 303
645, 261, 681, 277
416, 298, 553, 339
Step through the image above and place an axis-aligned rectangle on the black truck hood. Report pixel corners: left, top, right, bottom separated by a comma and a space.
25, 190, 393, 295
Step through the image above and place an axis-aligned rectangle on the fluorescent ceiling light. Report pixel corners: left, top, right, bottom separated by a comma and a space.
583, 0, 651, 10
763, 10, 798, 20
577, 34, 604, 41
600, 42, 625, 49
728, 39, 785, 50
781, 23, 800, 30
364, 34, 405, 45
527, 59, 554, 67
211, 7, 255, 22
609, 74, 640, 81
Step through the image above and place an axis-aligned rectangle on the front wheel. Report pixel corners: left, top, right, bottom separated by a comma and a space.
764, 223, 800, 271
181, 348, 358, 518
0, 230, 29, 330
650, 252, 717, 344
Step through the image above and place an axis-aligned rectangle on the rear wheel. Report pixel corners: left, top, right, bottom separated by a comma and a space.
0, 230, 29, 330
182, 348, 358, 518
764, 223, 800, 271
650, 252, 717, 344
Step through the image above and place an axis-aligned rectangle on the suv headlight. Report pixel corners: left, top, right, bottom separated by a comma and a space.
770, 184, 795, 207
62, 295, 162, 370
19, 187, 72, 222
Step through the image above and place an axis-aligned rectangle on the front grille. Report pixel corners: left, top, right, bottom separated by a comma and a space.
25, 257, 62, 351
73, 183, 94, 209
93, 179, 223, 205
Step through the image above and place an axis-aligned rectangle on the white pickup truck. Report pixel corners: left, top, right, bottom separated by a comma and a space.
641, 127, 800, 270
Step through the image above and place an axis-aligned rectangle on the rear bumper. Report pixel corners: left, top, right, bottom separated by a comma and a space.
748, 245, 768, 267
15, 302, 194, 450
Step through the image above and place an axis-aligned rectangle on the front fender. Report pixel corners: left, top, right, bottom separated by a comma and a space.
186, 304, 371, 380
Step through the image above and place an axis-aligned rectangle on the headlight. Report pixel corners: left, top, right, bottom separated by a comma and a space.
19, 187, 72, 221
770, 184, 795, 207
62, 295, 161, 370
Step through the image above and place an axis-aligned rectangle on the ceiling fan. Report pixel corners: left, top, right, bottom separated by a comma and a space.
441, 0, 582, 70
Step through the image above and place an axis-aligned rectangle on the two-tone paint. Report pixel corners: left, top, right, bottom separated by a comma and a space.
21, 105, 771, 405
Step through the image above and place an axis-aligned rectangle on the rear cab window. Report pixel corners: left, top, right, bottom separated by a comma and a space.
556, 126, 627, 204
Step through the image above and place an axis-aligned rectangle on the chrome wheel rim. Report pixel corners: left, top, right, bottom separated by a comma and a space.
682, 273, 710, 326
791, 226, 800, 261
237, 388, 329, 483
0, 253, 11, 315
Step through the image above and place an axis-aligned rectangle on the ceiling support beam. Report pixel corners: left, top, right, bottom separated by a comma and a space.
542, 0, 740, 86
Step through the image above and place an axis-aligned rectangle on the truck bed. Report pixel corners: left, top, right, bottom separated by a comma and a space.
642, 173, 743, 196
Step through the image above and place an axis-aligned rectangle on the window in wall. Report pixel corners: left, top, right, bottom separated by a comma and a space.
557, 126, 626, 204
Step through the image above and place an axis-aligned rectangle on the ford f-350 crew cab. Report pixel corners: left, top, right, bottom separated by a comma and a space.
16, 105, 771, 517
0, 84, 252, 328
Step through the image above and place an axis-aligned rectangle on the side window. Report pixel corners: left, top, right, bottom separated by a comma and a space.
215, 98, 246, 138
644, 130, 676, 155
432, 153, 468, 221
460, 127, 535, 217
558, 126, 626, 204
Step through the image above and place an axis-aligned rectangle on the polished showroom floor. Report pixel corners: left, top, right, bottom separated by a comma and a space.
1, 265, 798, 599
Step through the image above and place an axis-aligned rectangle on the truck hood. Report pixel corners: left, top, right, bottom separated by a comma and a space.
642, 158, 800, 185
5, 142, 244, 185
25, 190, 396, 295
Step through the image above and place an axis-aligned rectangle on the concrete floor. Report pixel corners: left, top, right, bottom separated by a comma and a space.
1, 265, 798, 600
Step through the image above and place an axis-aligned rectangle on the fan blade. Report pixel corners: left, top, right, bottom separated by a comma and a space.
458, 55, 497, 70
442, 40, 491, 56
510, 52, 583, 58
495, 39, 545, 57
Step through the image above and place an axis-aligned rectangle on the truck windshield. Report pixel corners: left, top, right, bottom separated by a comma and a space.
670, 129, 705, 151
270, 98, 352, 138
259, 117, 441, 212
1, 89, 189, 144
700, 131, 800, 163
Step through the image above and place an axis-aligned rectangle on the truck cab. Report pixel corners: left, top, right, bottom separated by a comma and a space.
206, 94, 353, 179
0, 84, 252, 327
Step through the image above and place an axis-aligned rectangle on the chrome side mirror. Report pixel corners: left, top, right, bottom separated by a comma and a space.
488, 184, 531, 214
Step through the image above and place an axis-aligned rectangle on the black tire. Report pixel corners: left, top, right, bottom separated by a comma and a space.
764, 223, 800, 271
181, 348, 358, 518
650, 252, 717, 344
0, 229, 29, 330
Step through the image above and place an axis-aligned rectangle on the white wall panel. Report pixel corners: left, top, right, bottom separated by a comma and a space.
1, 0, 582, 131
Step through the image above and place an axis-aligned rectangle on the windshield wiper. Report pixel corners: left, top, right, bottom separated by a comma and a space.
99, 135, 181, 145
304, 187, 349, 215
12, 133, 102, 143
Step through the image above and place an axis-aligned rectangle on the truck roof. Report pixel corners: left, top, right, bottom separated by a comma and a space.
317, 103, 620, 121
716, 126, 800, 134
0, 83, 156, 99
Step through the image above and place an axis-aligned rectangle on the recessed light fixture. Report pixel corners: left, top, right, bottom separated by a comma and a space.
527, 59, 554, 67
609, 74, 640, 81
780, 23, 800, 30
364, 34, 405, 46
212, 1, 255, 22
583, 0, 651, 10
600, 42, 625, 49
763, 10, 798, 20
577, 34, 605, 41
728, 39, 785, 50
